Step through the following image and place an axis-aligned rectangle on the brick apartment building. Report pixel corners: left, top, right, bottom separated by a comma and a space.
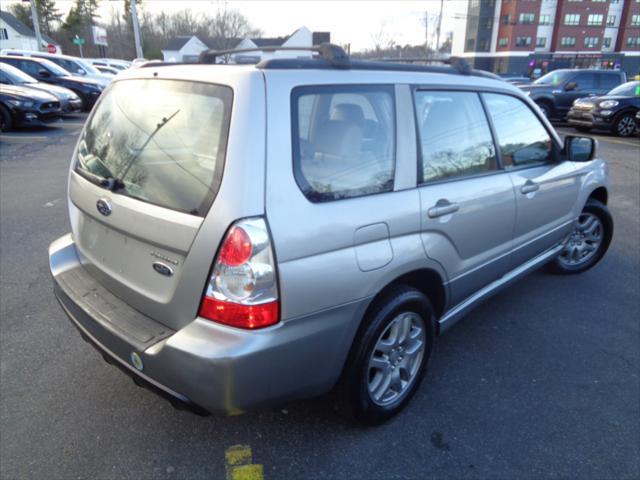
451, 0, 640, 76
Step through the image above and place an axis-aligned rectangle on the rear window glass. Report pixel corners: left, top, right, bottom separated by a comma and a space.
75, 79, 232, 216
292, 85, 395, 202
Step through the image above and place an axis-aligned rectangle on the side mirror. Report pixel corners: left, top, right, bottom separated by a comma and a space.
76, 69, 86, 75
565, 135, 596, 162
564, 81, 577, 91
38, 69, 50, 78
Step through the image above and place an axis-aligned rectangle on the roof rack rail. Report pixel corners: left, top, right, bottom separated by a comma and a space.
257, 57, 500, 80
147, 43, 498, 80
198, 42, 351, 68
379, 56, 471, 74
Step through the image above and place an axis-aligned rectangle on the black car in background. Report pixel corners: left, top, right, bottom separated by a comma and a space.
0, 84, 61, 131
636, 110, 640, 137
0, 63, 82, 114
519, 69, 626, 120
0, 56, 104, 111
568, 81, 640, 137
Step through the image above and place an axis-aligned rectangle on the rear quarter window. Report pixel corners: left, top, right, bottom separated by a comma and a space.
291, 85, 395, 202
76, 79, 232, 216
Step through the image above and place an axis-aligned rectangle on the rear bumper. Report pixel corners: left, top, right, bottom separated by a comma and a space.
49, 234, 363, 414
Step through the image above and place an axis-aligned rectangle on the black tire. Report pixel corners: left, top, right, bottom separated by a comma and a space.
0, 104, 12, 132
613, 112, 636, 137
536, 101, 552, 119
549, 199, 613, 275
338, 286, 435, 425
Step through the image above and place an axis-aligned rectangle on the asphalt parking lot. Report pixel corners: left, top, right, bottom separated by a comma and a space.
1, 116, 639, 480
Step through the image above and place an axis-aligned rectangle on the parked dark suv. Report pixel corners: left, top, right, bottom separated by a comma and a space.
520, 69, 626, 120
568, 81, 640, 137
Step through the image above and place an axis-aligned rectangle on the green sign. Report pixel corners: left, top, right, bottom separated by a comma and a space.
73, 37, 85, 46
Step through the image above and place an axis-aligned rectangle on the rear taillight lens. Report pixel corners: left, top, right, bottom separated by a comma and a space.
199, 218, 279, 329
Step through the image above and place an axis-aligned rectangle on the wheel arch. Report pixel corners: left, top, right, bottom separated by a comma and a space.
533, 96, 555, 110
588, 186, 608, 205
361, 268, 448, 332
612, 106, 638, 121
334, 266, 448, 391
612, 107, 638, 129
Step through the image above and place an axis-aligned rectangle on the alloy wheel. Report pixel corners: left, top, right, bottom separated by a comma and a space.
367, 312, 426, 407
617, 116, 635, 137
558, 212, 603, 267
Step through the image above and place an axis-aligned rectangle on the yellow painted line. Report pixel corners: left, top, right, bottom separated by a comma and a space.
225, 445, 264, 480
229, 465, 264, 480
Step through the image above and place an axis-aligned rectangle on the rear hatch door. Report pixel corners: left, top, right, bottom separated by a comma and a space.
68, 74, 240, 331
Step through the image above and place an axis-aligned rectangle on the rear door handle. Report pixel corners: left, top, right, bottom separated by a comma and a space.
428, 201, 459, 218
520, 180, 540, 194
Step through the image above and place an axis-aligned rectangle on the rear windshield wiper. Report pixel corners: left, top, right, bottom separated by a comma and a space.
76, 152, 124, 190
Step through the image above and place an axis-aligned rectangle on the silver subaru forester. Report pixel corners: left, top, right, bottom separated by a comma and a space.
49, 45, 613, 424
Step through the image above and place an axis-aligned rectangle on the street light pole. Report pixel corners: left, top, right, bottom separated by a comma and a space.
130, 0, 144, 58
27, 0, 44, 51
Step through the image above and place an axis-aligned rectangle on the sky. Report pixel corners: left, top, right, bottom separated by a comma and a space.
0, 0, 461, 52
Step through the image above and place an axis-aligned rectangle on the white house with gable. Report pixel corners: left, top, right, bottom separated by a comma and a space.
0, 11, 62, 53
161, 36, 209, 62
162, 27, 330, 63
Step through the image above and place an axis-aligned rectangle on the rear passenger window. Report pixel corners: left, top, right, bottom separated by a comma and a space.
415, 91, 497, 183
483, 93, 554, 168
292, 85, 395, 202
571, 73, 596, 90
598, 73, 620, 91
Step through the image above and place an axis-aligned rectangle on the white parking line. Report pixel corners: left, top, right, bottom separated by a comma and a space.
556, 128, 639, 148
0, 135, 48, 141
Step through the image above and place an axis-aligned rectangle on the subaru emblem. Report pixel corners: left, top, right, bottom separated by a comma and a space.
96, 198, 112, 216
130, 352, 144, 371
152, 262, 174, 277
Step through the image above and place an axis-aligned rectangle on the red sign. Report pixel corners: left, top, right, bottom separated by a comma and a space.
47, 44, 57, 54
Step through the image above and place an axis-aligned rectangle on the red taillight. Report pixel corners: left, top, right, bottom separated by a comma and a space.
198, 218, 280, 329
217, 226, 252, 266
199, 297, 279, 329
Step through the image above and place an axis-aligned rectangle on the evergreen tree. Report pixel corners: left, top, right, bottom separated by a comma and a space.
8, 1, 61, 35
7, 4, 31, 27
62, 0, 100, 37
37, 0, 63, 35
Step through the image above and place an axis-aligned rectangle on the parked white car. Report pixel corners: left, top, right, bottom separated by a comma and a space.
88, 58, 131, 71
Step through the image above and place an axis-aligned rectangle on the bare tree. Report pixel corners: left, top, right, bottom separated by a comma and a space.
207, 2, 262, 50
370, 21, 394, 55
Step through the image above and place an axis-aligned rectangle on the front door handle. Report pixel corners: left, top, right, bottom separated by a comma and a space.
428, 200, 460, 218
520, 180, 540, 194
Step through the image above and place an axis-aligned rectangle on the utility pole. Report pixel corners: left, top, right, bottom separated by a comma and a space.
435, 0, 444, 53
130, 0, 144, 58
424, 10, 429, 56
27, 0, 44, 51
